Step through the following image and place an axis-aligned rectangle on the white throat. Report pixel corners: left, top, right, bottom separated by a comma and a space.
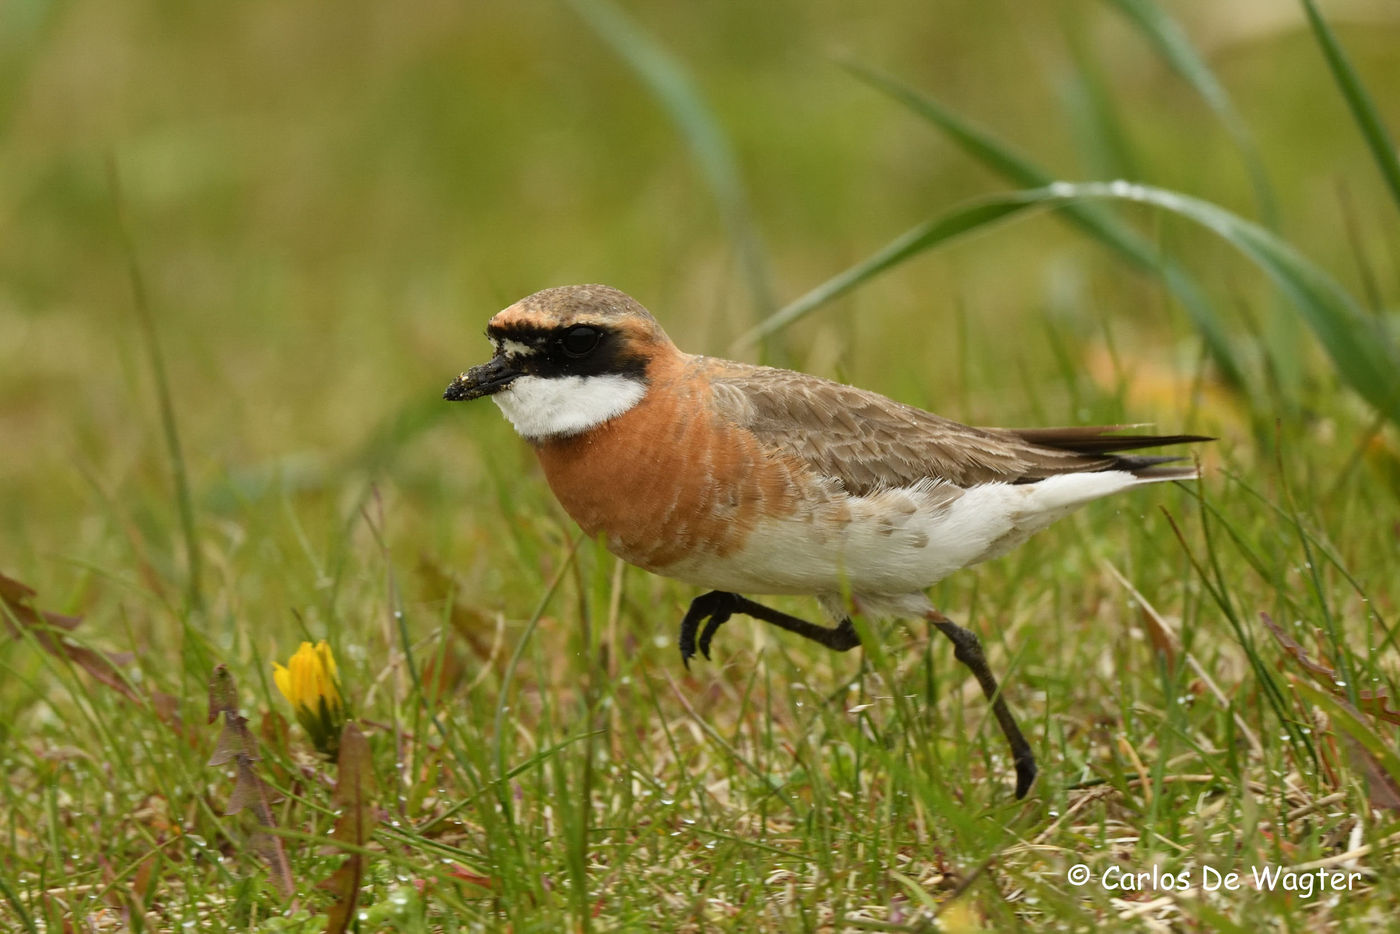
492, 374, 647, 440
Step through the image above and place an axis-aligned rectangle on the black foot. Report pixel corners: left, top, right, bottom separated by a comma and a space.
1013, 749, 1038, 800
678, 592, 862, 668
930, 613, 1037, 800
697, 609, 729, 662
678, 591, 738, 668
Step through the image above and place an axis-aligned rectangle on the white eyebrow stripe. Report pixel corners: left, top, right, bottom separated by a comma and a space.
493, 338, 538, 358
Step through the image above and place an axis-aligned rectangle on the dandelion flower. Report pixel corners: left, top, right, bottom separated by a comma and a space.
273, 640, 346, 757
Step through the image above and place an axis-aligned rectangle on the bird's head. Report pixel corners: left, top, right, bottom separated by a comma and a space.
444, 284, 674, 440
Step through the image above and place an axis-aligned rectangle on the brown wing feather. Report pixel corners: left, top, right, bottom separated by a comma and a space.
703, 359, 1209, 494
1009, 426, 1213, 454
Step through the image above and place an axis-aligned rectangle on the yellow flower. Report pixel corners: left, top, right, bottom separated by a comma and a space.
273, 640, 346, 757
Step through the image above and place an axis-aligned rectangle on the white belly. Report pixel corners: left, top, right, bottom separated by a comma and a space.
654, 471, 1143, 606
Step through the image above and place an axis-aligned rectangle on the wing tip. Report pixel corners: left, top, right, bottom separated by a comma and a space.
1012, 425, 1215, 456
1131, 465, 1201, 482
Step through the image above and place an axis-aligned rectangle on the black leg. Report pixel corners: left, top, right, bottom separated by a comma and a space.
679, 593, 1034, 798
678, 591, 861, 668
730, 595, 860, 652
928, 611, 1037, 799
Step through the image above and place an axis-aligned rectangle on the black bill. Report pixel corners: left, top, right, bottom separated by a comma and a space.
443, 355, 520, 401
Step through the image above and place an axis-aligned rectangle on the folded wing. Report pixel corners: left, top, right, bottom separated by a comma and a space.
704, 359, 1209, 495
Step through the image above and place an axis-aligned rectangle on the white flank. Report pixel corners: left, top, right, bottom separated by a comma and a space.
492, 374, 647, 440
658, 470, 1156, 611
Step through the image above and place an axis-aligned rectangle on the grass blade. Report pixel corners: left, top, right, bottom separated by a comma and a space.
731, 198, 1031, 350
1106, 0, 1276, 223
0, 871, 38, 934
1051, 180, 1400, 425
746, 175, 1400, 428
1299, 0, 1400, 211
107, 157, 204, 616
830, 60, 1248, 390
567, 0, 775, 322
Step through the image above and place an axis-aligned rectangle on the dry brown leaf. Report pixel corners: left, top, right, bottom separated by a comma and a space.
1346, 734, 1400, 811
1, 572, 181, 727
320, 722, 377, 934
1288, 675, 1400, 812
1262, 612, 1400, 724
448, 866, 494, 889
207, 664, 295, 897
0, 574, 80, 632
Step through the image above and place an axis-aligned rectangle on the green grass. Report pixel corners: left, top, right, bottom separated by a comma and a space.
3, 1, 1400, 930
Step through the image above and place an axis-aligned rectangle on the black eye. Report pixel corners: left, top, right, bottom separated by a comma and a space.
559, 325, 602, 358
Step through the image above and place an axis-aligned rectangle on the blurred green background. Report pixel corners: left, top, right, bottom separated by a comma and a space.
5, 0, 1400, 927
6, 0, 1397, 595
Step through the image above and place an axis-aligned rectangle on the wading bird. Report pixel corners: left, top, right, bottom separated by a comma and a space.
445, 284, 1208, 797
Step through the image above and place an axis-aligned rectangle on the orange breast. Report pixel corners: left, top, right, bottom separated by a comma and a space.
533, 357, 811, 572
